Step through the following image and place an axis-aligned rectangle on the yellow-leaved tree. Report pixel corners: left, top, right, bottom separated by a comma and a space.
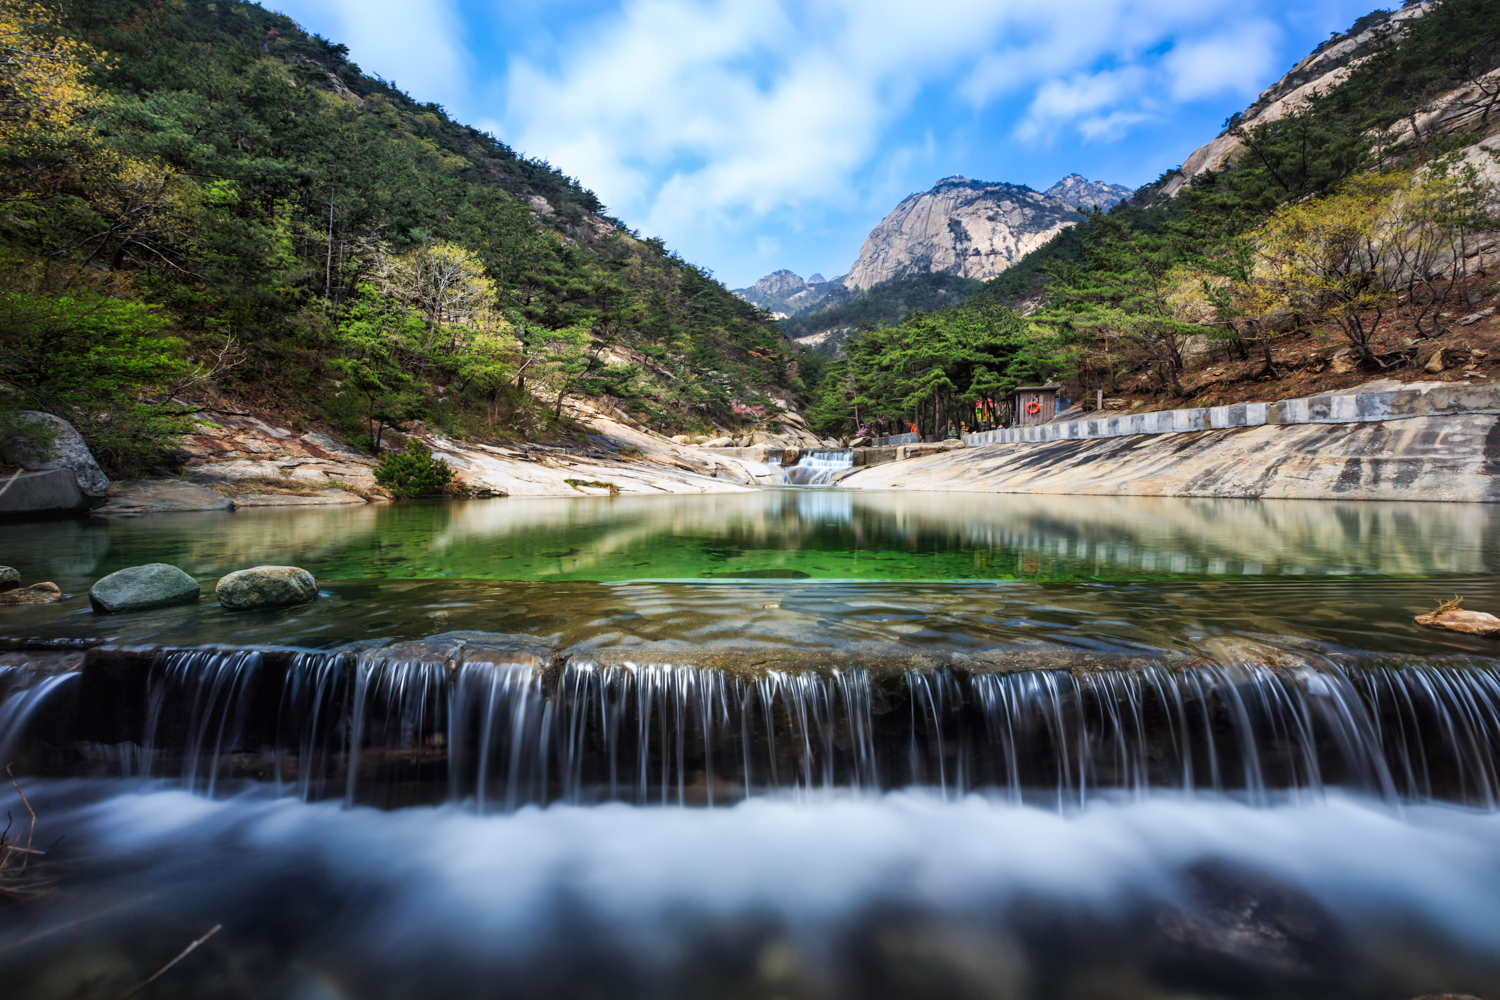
0, 0, 97, 144
1249, 173, 1406, 365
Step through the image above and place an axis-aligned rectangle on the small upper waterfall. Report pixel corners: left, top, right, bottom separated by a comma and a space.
6, 643, 1500, 811
783, 450, 853, 485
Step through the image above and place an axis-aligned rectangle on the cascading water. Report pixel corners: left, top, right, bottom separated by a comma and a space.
9, 645, 1500, 810
783, 450, 853, 485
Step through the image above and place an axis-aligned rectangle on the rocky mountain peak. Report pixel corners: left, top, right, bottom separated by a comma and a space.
752, 269, 807, 299
842, 177, 1088, 291
1044, 174, 1133, 210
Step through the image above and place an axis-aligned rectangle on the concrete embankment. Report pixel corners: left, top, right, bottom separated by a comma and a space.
838, 381, 1500, 502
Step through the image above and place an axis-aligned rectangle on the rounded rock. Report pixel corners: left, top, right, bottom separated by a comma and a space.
0, 565, 18, 591
90, 563, 200, 614
216, 566, 318, 610
1, 411, 110, 497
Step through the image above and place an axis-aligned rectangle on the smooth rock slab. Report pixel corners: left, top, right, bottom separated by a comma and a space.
0, 566, 17, 591
216, 566, 319, 610
90, 563, 201, 614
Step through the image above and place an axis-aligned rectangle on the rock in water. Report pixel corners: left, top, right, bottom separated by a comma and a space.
89, 563, 200, 614
0, 582, 63, 605
216, 566, 318, 610
1415, 608, 1500, 636
0, 566, 17, 591
0, 411, 110, 497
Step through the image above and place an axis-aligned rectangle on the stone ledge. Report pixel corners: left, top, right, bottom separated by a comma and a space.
964, 382, 1500, 447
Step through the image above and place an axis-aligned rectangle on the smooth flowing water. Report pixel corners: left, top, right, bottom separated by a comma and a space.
3, 491, 1500, 998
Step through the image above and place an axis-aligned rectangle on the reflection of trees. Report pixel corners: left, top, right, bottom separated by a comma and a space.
25, 491, 1495, 586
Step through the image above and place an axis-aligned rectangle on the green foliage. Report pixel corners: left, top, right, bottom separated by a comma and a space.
1325, 0, 1500, 143
778, 273, 984, 354
374, 438, 454, 498
0, 281, 195, 472
807, 305, 1066, 438
0, 0, 808, 467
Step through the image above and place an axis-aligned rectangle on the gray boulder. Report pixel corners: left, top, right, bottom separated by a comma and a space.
216, 565, 318, 610
90, 563, 200, 614
0, 566, 17, 591
0, 469, 96, 516
1, 411, 110, 497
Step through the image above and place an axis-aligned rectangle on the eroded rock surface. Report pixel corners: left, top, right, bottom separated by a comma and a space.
843, 177, 1082, 289
839, 413, 1500, 502
159, 398, 774, 503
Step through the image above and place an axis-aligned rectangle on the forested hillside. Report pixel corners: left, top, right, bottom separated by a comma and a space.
779, 273, 983, 355
805, 0, 1500, 441
0, 0, 805, 475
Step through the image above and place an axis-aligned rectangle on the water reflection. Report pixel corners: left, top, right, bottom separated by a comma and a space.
1, 491, 1495, 588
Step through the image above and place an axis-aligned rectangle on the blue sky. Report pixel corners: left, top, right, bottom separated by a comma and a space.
271, 0, 1388, 288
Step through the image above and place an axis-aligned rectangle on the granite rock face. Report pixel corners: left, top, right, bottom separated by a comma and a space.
216, 565, 319, 610
843, 177, 1083, 290
0, 469, 95, 516
1, 411, 110, 497
90, 563, 201, 614
1043, 174, 1132, 209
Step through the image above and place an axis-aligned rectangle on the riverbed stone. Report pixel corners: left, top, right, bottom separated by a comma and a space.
216, 565, 318, 610
0, 566, 17, 591
0, 582, 63, 605
1415, 607, 1500, 636
89, 563, 201, 614
1, 411, 109, 497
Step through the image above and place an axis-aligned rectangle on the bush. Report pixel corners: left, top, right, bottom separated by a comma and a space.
374, 439, 454, 498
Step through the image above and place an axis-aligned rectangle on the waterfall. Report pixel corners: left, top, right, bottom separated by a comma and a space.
0, 664, 78, 767
783, 450, 853, 485
6, 644, 1500, 810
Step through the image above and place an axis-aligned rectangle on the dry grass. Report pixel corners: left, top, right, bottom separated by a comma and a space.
0, 764, 43, 901
565, 478, 620, 495
1432, 595, 1465, 615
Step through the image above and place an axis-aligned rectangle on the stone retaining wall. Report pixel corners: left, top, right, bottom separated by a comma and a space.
963, 382, 1500, 447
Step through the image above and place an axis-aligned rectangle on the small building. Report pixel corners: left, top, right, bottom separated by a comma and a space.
1010, 384, 1062, 426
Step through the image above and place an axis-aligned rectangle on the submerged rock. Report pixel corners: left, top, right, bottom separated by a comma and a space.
0, 582, 63, 605
90, 563, 201, 614
0, 411, 109, 497
216, 565, 318, 610
0, 566, 17, 591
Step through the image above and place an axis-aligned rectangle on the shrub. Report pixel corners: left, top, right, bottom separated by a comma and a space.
374, 439, 454, 498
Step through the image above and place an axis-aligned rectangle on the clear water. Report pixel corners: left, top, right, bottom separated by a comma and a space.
4, 491, 1500, 998
2, 491, 1498, 654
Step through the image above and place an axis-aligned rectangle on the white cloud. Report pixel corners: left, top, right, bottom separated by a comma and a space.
1163, 22, 1283, 102
500, 0, 1297, 250
272, 0, 469, 105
